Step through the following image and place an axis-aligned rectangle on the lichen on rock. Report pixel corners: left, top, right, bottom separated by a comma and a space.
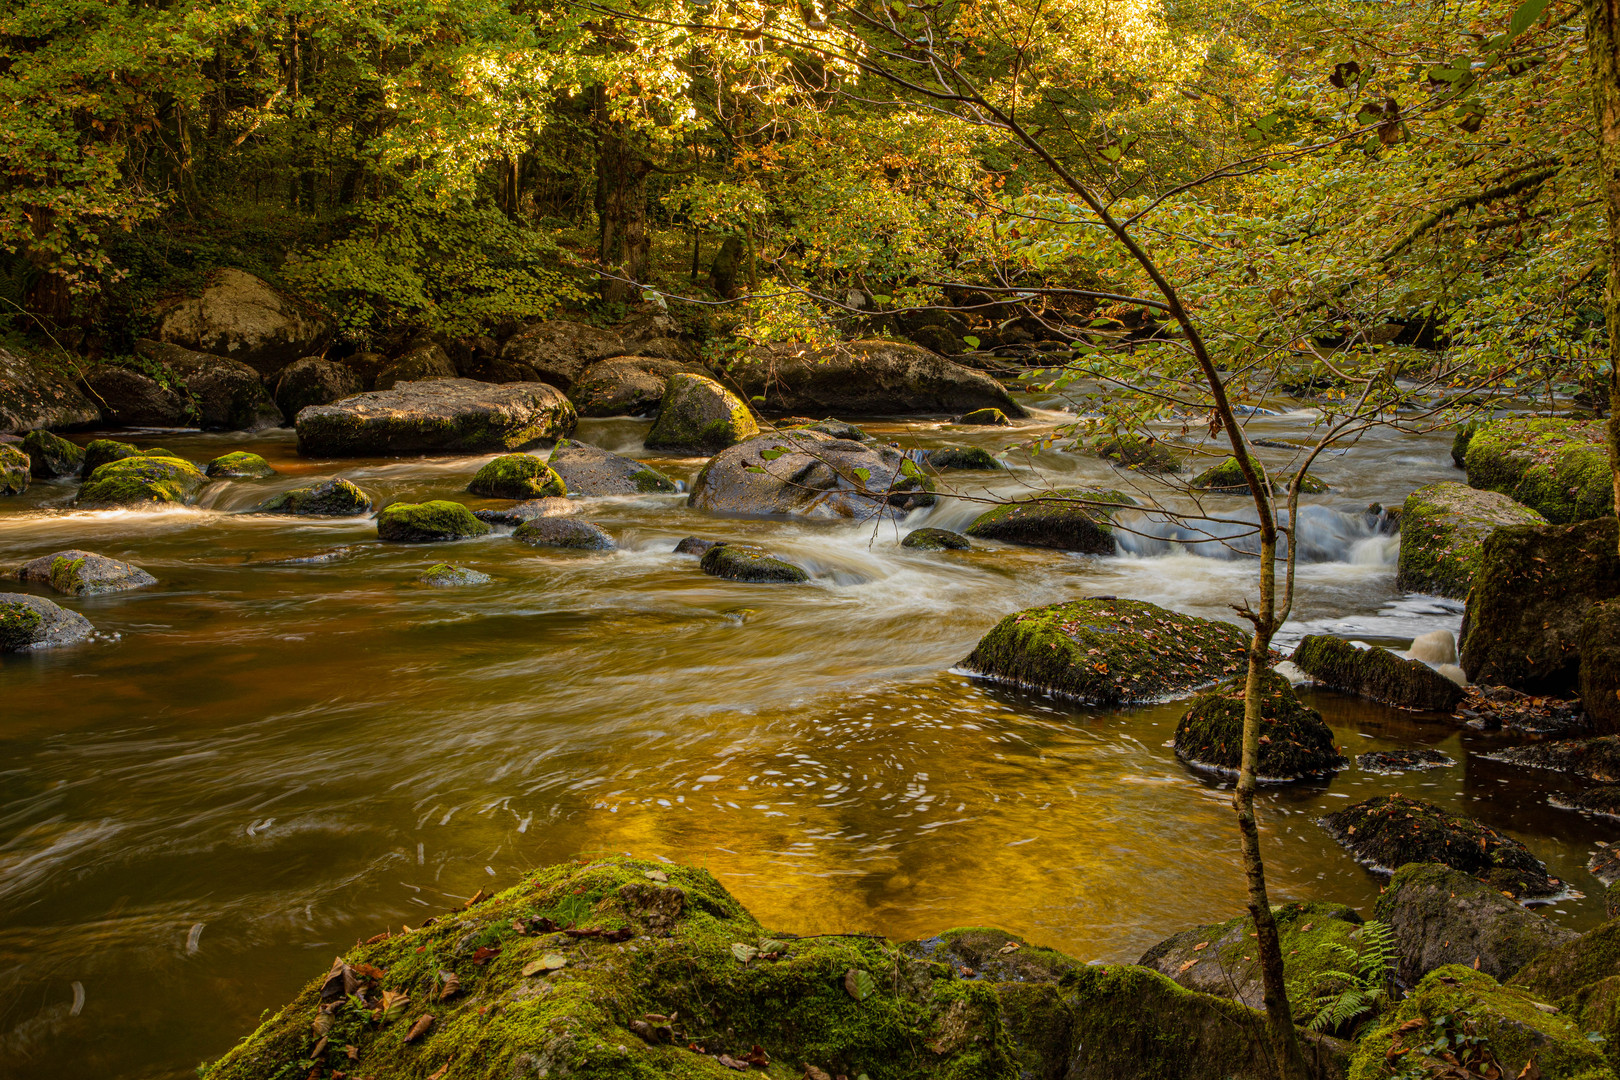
417, 563, 492, 587
547, 439, 677, 495
0, 593, 94, 651
17, 549, 156, 596
644, 373, 758, 455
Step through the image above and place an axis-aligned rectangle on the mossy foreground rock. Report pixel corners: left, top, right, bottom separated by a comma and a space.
1464, 416, 1612, 523
1348, 966, 1614, 1080
963, 488, 1134, 554
296, 379, 577, 457
1190, 456, 1326, 495
0, 444, 28, 494
0, 593, 93, 651
206, 451, 276, 479
254, 478, 372, 517
547, 439, 678, 495
1292, 635, 1464, 712
77, 454, 207, 507
203, 856, 1344, 1080
1174, 670, 1346, 781
962, 598, 1249, 704
644, 372, 758, 455
377, 501, 492, 542
700, 543, 809, 582
1514, 921, 1620, 1003
1321, 794, 1560, 899
17, 550, 156, 596
1397, 480, 1547, 598
1584, 601, 1620, 734
468, 453, 567, 499
20, 429, 82, 478
690, 430, 935, 520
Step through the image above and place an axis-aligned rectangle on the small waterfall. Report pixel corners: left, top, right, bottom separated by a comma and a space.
1114, 504, 1397, 565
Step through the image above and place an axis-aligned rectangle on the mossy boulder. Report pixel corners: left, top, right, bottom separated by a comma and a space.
296, 379, 577, 457
690, 430, 935, 520
700, 543, 809, 582
1348, 966, 1615, 1080
961, 598, 1249, 705
1374, 863, 1578, 987
80, 438, 139, 476
547, 439, 678, 495
206, 451, 277, 479
1397, 481, 1547, 598
1482, 737, 1620, 782
1584, 600, 1620, 735
1516, 922, 1620, 1005
377, 500, 492, 542
1292, 635, 1464, 712
1190, 456, 1327, 495
77, 454, 207, 507
674, 536, 723, 556
17, 550, 156, 596
0, 444, 27, 494
1464, 416, 1612, 523
1320, 794, 1561, 899
1460, 518, 1620, 695
1451, 421, 1479, 468
1138, 901, 1364, 1021
957, 407, 1011, 426
468, 453, 567, 499
902, 528, 972, 551
417, 563, 492, 587
644, 372, 758, 454
0, 593, 94, 651
963, 488, 1135, 554
1173, 670, 1347, 781
513, 518, 616, 551
568, 356, 703, 417
20, 429, 82, 478
925, 446, 1004, 470
1096, 434, 1183, 474
254, 479, 372, 517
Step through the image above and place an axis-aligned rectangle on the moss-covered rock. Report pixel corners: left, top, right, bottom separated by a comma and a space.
1348, 966, 1614, 1080
902, 528, 972, 551
547, 439, 678, 495
1584, 600, 1620, 735
1397, 481, 1548, 598
1190, 456, 1327, 495
957, 407, 1011, 426
1464, 416, 1612, 523
700, 543, 809, 582
254, 478, 372, 517
674, 536, 723, 556
0, 593, 94, 651
1321, 794, 1561, 899
690, 431, 935, 520
1292, 635, 1464, 712
1451, 421, 1479, 468
468, 453, 567, 499
377, 500, 491, 542
644, 373, 759, 454
513, 518, 616, 551
20, 429, 82, 478
1375, 863, 1578, 987
205, 451, 277, 479
1516, 922, 1620, 1008
17, 549, 156, 596
1460, 518, 1620, 695
0, 444, 27, 494
1174, 670, 1347, 781
136, 340, 284, 430
925, 446, 1004, 470
417, 563, 492, 587
77, 454, 207, 507
963, 488, 1135, 554
1096, 434, 1183, 474
961, 598, 1249, 705
79, 438, 139, 476
568, 356, 703, 417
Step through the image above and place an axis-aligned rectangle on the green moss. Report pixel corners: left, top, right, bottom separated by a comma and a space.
1514, 922, 1620, 1003
377, 500, 492, 542
77, 454, 207, 506
926, 447, 1004, 471
1292, 635, 1463, 712
20, 429, 83, 478
206, 452, 277, 479
1190, 456, 1326, 495
80, 438, 139, 476
902, 528, 971, 551
630, 468, 678, 493
700, 543, 809, 582
1464, 417, 1612, 523
1451, 421, 1480, 468
645, 374, 759, 454
1174, 670, 1346, 780
254, 478, 371, 516
957, 408, 1010, 426
0, 444, 27, 494
468, 454, 567, 499
0, 600, 44, 651
1397, 481, 1546, 598
1095, 434, 1183, 474
964, 487, 1134, 554
47, 556, 87, 595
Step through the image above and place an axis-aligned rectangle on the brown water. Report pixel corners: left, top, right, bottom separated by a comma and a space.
0, 401, 1611, 1079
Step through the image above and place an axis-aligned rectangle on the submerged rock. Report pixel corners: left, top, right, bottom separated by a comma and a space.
689, 430, 934, 520
20, 430, 82, 478
700, 543, 809, 582
673, 536, 723, 556
1190, 455, 1327, 495
961, 598, 1249, 705
467, 453, 566, 499
901, 527, 971, 551
1320, 794, 1561, 899
377, 500, 491, 542
956, 407, 1011, 426
963, 488, 1134, 554
206, 452, 276, 479
513, 518, 615, 551
547, 439, 678, 495
417, 563, 491, 587
1292, 635, 1464, 713
1397, 481, 1547, 599
296, 379, 577, 457
1095, 434, 1183, 474
1356, 749, 1455, 774
1464, 416, 1611, 523
1374, 863, 1578, 987
472, 498, 571, 526
154, 268, 330, 376
0, 593, 94, 652
644, 373, 758, 455
254, 479, 372, 517
1583, 600, 1620, 734
1173, 670, 1346, 782
1480, 737, 1620, 782
0, 444, 27, 494
569, 356, 703, 417
925, 446, 1003, 470
17, 550, 155, 596
77, 455, 207, 507
80, 439, 139, 477
721, 340, 1028, 418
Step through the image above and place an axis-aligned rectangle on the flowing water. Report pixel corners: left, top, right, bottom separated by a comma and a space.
0, 395, 1609, 1079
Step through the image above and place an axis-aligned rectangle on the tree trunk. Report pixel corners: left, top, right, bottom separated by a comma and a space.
1592, 0, 1620, 533
594, 91, 651, 305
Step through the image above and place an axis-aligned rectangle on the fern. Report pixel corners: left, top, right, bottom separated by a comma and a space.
1290, 919, 1398, 1035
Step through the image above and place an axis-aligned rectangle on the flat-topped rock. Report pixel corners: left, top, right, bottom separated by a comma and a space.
1464, 416, 1610, 523
690, 430, 935, 520
295, 379, 576, 457
17, 550, 156, 595
547, 439, 677, 495
720, 340, 1028, 417
1398, 481, 1546, 598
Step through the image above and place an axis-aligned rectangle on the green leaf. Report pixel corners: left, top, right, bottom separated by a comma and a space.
1508, 0, 1552, 39
760, 448, 785, 460
844, 967, 876, 1000
745, 466, 767, 474
852, 467, 871, 486
732, 943, 759, 964
961, 335, 980, 350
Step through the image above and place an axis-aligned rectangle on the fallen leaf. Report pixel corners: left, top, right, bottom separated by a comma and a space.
628, 1019, 670, 1044
404, 1014, 434, 1044
717, 1054, 748, 1071
380, 990, 410, 1023
1397, 1019, 1427, 1034
364, 932, 390, 945
344, 1046, 357, 1062
1192, 942, 1209, 952
644, 870, 669, 883
463, 889, 488, 908
438, 971, 461, 1001
996, 942, 1021, 955
351, 963, 386, 982
1518, 1058, 1543, 1080
843, 968, 875, 1001
312, 1036, 328, 1059
521, 954, 569, 977
470, 946, 501, 966
427, 1065, 450, 1080
321, 958, 359, 1003
744, 1045, 770, 1067
1177, 958, 1199, 974
803, 1067, 832, 1080
732, 943, 759, 964
313, 1009, 336, 1037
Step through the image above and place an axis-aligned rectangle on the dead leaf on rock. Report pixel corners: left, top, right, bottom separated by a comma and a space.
628, 1019, 671, 1044
996, 941, 1021, 955
379, 990, 410, 1023
470, 946, 500, 966
521, 954, 568, 977
803, 1067, 832, 1080
1192, 941, 1209, 952
313, 1009, 336, 1038
438, 971, 461, 1001
404, 1014, 434, 1044
644, 869, 669, 883
717, 1054, 748, 1071
351, 963, 386, 982
1177, 958, 1199, 974
743, 1045, 769, 1067
1519, 1057, 1544, 1080
731, 943, 759, 964
426, 1065, 450, 1080
320, 958, 359, 1003
463, 889, 488, 908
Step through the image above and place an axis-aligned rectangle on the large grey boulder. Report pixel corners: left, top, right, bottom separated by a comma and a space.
295, 379, 577, 457
644, 373, 758, 454
374, 343, 457, 391
1397, 481, 1547, 599
136, 340, 283, 430
155, 268, 330, 376
17, 550, 156, 595
689, 430, 935, 520
720, 339, 1029, 417
495, 321, 624, 389
0, 593, 94, 651
81, 365, 188, 426
547, 439, 677, 495
568, 356, 704, 417
0, 347, 100, 434
272, 357, 361, 417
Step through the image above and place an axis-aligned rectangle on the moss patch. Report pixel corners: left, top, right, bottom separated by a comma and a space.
77, 454, 207, 506
901, 528, 972, 551
0, 599, 45, 651
1174, 670, 1347, 781
645, 373, 759, 454
468, 453, 567, 499
926, 447, 1004, 471
1095, 434, 1183, 474
1397, 481, 1547, 599
964, 488, 1134, 554
1292, 635, 1463, 712
20, 429, 83, 478
957, 407, 1010, 426
255, 478, 371, 516
79, 438, 139, 476
700, 543, 809, 582
206, 451, 277, 479
1464, 416, 1612, 523
1190, 456, 1327, 495
0, 444, 28, 494
377, 500, 492, 542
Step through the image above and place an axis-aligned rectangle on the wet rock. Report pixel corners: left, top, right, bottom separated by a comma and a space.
1451, 421, 1479, 468
472, 498, 571, 526
1291, 635, 1465, 713
785, 418, 873, 441
0, 593, 94, 652
376, 500, 491, 542
254, 479, 371, 517
295, 378, 577, 457
1583, 600, 1620, 734
1458, 683, 1586, 734
568, 356, 703, 417
1190, 456, 1327, 495
136, 340, 283, 430
20, 430, 82, 478
1320, 794, 1561, 899
496, 321, 624, 389
77, 455, 207, 507
1375, 863, 1578, 987
17, 550, 155, 596
206, 452, 276, 479
644, 373, 758, 455
956, 407, 1011, 426
1397, 481, 1547, 599
0, 346, 100, 435
343, 351, 389, 390
1356, 749, 1455, 774
689, 430, 935, 519
721, 339, 1028, 417
961, 597, 1249, 705
81, 364, 189, 426
0, 444, 27, 494
963, 488, 1134, 554
272, 357, 361, 417
80, 439, 139, 477
1555, 785, 1620, 819
1460, 518, 1620, 695
700, 543, 809, 582
901, 527, 971, 551
417, 563, 491, 587
546, 439, 678, 495
467, 453, 566, 499
154, 268, 330, 376
1173, 670, 1346, 782
1095, 434, 1183, 474
1514, 922, 1620, 1004
1407, 629, 1458, 665
1480, 737, 1620, 782
925, 446, 1003, 470
513, 518, 615, 551
1464, 416, 1611, 523
374, 343, 457, 391
673, 536, 723, 556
